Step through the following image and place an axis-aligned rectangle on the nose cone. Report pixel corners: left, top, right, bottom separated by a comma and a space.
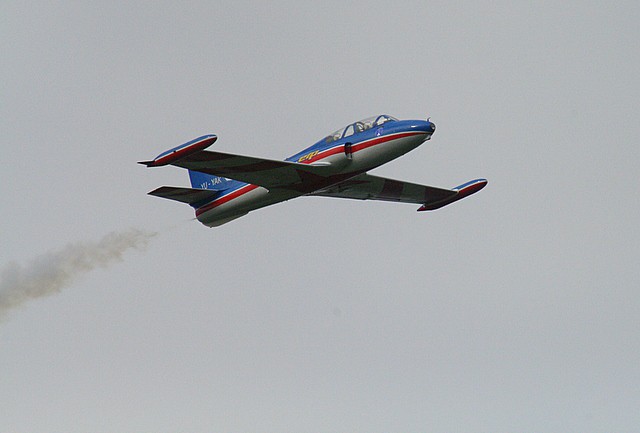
408, 119, 436, 139
426, 120, 436, 133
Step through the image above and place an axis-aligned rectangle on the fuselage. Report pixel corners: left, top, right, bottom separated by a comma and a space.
196, 116, 435, 227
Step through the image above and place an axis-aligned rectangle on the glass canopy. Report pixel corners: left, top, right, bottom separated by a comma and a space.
325, 114, 398, 143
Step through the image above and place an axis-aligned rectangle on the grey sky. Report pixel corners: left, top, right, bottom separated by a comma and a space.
2, 1, 639, 432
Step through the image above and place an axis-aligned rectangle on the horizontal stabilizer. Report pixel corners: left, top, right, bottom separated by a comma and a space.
147, 186, 219, 206
417, 179, 487, 211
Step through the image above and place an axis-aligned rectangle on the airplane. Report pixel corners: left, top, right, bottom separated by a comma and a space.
139, 114, 487, 227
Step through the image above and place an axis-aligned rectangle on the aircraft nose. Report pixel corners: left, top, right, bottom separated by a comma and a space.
426, 120, 436, 133
409, 120, 436, 134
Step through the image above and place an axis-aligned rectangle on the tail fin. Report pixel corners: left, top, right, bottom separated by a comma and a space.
188, 170, 242, 191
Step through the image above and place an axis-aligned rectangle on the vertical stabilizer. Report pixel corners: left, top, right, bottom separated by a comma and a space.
188, 170, 241, 191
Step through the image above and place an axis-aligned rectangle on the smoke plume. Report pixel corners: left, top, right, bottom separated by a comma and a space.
0, 228, 156, 318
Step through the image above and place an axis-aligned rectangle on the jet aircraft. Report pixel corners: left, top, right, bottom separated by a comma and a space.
139, 115, 487, 227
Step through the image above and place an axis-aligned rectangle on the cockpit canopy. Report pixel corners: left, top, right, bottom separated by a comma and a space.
325, 114, 398, 143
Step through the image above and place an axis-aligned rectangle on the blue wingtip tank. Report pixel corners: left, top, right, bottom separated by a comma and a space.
138, 134, 217, 167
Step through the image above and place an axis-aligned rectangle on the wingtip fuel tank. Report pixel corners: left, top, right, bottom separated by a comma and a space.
138, 134, 217, 167
417, 179, 487, 211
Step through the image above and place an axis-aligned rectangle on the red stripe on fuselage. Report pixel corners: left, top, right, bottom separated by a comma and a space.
302, 131, 425, 164
195, 183, 259, 216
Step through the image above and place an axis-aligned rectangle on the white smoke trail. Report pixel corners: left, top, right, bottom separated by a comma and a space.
0, 228, 157, 318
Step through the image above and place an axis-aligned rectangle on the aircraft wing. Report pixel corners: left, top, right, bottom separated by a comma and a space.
171, 150, 330, 189
309, 173, 487, 211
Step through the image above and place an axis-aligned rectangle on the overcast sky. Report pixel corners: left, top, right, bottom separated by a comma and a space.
2, 1, 639, 432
